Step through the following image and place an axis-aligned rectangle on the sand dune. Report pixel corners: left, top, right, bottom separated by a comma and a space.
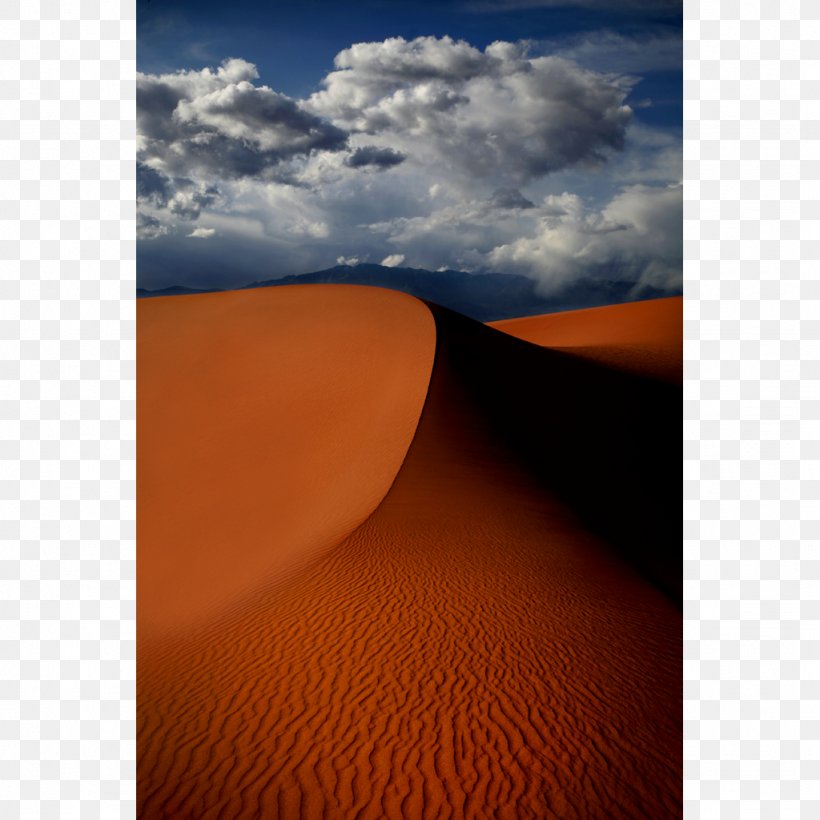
139, 287, 681, 818
491, 296, 683, 383
138, 285, 435, 639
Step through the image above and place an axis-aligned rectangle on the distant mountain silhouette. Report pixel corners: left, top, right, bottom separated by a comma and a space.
136, 285, 212, 298
137, 264, 675, 321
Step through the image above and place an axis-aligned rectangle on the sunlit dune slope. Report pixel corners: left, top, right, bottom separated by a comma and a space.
490, 295, 683, 383
137, 285, 435, 638
139, 288, 681, 818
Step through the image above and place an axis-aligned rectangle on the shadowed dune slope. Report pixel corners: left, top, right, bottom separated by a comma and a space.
490, 296, 683, 383
447, 304, 681, 603
139, 289, 681, 818
138, 285, 435, 639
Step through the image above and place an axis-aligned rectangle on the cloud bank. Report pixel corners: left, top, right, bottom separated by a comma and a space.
137, 36, 681, 296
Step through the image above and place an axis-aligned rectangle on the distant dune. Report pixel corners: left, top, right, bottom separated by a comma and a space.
491, 295, 683, 383
139, 286, 681, 818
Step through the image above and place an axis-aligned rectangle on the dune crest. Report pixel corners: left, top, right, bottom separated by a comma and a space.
139, 287, 681, 818
138, 285, 435, 640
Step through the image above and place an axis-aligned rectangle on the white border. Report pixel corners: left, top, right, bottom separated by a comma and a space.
3, 0, 816, 816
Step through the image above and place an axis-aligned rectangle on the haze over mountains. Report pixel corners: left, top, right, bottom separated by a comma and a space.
136, 263, 676, 322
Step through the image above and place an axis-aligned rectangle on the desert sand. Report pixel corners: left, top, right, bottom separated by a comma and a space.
139, 287, 681, 818
138, 285, 435, 638
491, 295, 683, 383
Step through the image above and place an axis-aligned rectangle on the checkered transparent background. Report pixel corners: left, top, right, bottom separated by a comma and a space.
0, 0, 817, 817
1, 0, 136, 817
684, 0, 820, 817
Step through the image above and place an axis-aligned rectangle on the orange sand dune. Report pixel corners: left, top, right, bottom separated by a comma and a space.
138, 286, 435, 638
491, 295, 683, 383
139, 287, 681, 818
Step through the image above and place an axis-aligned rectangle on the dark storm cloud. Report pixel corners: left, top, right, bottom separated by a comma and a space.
137, 211, 169, 240
175, 81, 348, 156
136, 161, 173, 204
167, 183, 222, 220
137, 58, 260, 143
489, 188, 535, 209
344, 146, 407, 169
137, 162, 222, 220
137, 58, 348, 181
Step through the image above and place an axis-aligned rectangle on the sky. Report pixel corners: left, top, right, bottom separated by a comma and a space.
136, 0, 682, 295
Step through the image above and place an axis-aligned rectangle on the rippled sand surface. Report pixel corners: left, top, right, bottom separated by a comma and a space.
139, 287, 681, 818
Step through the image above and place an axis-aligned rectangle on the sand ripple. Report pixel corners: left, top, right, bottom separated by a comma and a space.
139, 288, 681, 818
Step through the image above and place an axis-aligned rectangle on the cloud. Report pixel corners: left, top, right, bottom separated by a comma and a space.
323, 35, 489, 93
136, 41, 680, 295
137, 57, 259, 145
365, 192, 551, 273
489, 188, 535, 209
344, 145, 407, 169
137, 58, 348, 182
137, 211, 170, 240
367, 189, 551, 257
363, 183, 680, 294
137, 162, 223, 235
487, 183, 682, 292
308, 36, 633, 185
174, 82, 347, 156
287, 218, 329, 238
138, 43, 636, 197
136, 161, 173, 203
188, 227, 216, 238
539, 30, 682, 74
603, 122, 682, 185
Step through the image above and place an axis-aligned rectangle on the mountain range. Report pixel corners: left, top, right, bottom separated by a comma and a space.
136, 263, 676, 322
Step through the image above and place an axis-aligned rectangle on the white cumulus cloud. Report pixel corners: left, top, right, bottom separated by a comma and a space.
307, 36, 633, 185
381, 254, 406, 267
487, 183, 682, 292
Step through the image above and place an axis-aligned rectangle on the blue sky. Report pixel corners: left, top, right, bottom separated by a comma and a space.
137, 0, 682, 293
138, 0, 681, 123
